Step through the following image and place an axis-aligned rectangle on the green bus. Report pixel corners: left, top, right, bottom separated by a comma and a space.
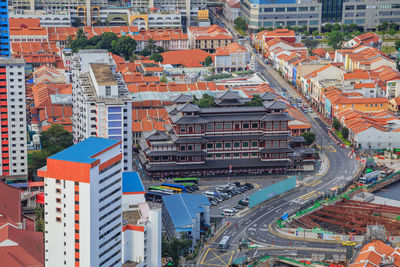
181, 182, 195, 187
148, 186, 174, 194
173, 177, 199, 184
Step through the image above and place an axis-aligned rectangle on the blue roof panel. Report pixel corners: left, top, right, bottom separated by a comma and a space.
162, 194, 210, 228
49, 137, 120, 164
122, 172, 145, 193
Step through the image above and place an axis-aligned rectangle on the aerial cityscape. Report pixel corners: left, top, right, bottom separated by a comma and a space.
0, 0, 400, 266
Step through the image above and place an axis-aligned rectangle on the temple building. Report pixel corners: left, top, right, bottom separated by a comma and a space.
138, 90, 316, 177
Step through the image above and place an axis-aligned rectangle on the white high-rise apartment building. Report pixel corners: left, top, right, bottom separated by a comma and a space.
38, 137, 124, 267
72, 50, 133, 172
0, 58, 28, 182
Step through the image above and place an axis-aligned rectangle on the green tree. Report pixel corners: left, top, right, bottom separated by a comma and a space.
349, 23, 358, 32
267, 27, 273, 31
388, 28, 396, 36
342, 24, 349, 32
139, 47, 151, 57
234, 17, 247, 31
312, 30, 319, 37
332, 118, 341, 131
111, 35, 137, 60
160, 75, 168, 83
76, 28, 85, 39
147, 38, 157, 54
29, 150, 50, 176
156, 46, 165, 53
327, 30, 345, 49
302, 131, 316, 146
303, 30, 310, 36
323, 23, 333, 33
395, 40, 400, 51
41, 125, 73, 155
35, 206, 44, 232
303, 39, 319, 50
96, 32, 118, 51
204, 55, 213, 67
244, 95, 263, 106
341, 127, 349, 139
162, 236, 192, 267
194, 93, 216, 108
333, 23, 341, 31
258, 27, 266, 32
390, 22, 399, 31
379, 21, 389, 31
149, 53, 163, 62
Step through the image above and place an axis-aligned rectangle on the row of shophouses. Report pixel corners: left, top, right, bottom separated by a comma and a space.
252, 30, 400, 150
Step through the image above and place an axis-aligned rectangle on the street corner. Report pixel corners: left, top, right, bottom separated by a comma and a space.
200, 248, 235, 267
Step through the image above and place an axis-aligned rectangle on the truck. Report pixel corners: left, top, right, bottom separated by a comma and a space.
359, 170, 380, 184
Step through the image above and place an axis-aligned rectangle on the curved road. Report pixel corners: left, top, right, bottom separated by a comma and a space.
198, 46, 360, 266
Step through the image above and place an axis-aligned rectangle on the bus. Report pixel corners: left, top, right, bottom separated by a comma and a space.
148, 186, 175, 194
161, 183, 186, 193
173, 177, 199, 184
145, 191, 169, 203
181, 182, 195, 187
218, 236, 230, 251
160, 186, 183, 194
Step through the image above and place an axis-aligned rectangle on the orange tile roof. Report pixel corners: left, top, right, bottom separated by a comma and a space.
10, 26, 47, 36
215, 42, 247, 56
189, 25, 233, 40
354, 83, 376, 89
32, 82, 71, 108
263, 29, 295, 37
343, 70, 370, 80
312, 48, 327, 58
9, 18, 40, 28
133, 28, 187, 42
161, 49, 213, 68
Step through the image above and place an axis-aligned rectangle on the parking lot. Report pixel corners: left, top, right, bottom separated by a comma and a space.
143, 176, 289, 216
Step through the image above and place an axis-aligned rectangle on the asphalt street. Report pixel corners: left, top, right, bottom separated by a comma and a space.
198, 44, 360, 266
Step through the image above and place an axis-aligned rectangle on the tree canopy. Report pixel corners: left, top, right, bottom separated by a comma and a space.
395, 40, 400, 52
67, 32, 137, 60
149, 53, 164, 63
29, 125, 73, 177
162, 236, 192, 267
302, 132, 316, 146
193, 93, 216, 108
303, 39, 319, 50
204, 56, 213, 67
234, 17, 248, 31
244, 95, 263, 106
332, 118, 341, 131
327, 30, 345, 50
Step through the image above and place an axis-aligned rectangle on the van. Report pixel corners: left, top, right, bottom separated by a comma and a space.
221, 209, 236, 216
204, 191, 215, 197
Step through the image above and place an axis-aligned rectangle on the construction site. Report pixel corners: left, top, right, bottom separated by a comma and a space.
290, 199, 400, 236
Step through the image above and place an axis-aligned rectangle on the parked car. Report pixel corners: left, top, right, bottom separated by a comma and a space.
308, 108, 313, 113
234, 205, 245, 210
245, 183, 254, 189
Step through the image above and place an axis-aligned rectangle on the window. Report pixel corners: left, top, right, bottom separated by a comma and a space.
215, 153, 222, 158
251, 152, 258, 157
180, 126, 186, 133
207, 124, 214, 131
56, 179, 61, 184
251, 123, 258, 129
195, 125, 201, 132
207, 143, 213, 149
195, 144, 201, 150
251, 141, 258, 147
180, 145, 186, 151
281, 122, 287, 130
242, 153, 249, 158
242, 141, 249, 148
243, 123, 249, 129
215, 142, 222, 149
299, 6, 308, 11
224, 123, 232, 130
280, 141, 286, 147
56, 188, 61, 194
207, 154, 213, 159
187, 145, 193, 151
215, 123, 223, 130
287, 7, 296, 11
56, 207, 61, 213
224, 142, 231, 148
233, 153, 240, 158
275, 7, 285, 12
56, 217, 62, 223
56, 198, 61, 203
224, 153, 230, 158
345, 5, 354, 10
273, 122, 280, 130
266, 123, 272, 129
234, 142, 240, 148
105, 86, 111, 96
273, 141, 279, 148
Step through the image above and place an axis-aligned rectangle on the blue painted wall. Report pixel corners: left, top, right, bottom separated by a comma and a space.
249, 176, 296, 208
0, 0, 10, 57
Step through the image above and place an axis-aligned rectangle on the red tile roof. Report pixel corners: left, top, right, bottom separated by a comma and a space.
215, 42, 247, 56
189, 25, 233, 40
9, 18, 40, 28
0, 182, 21, 224
161, 49, 213, 67
0, 225, 44, 267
